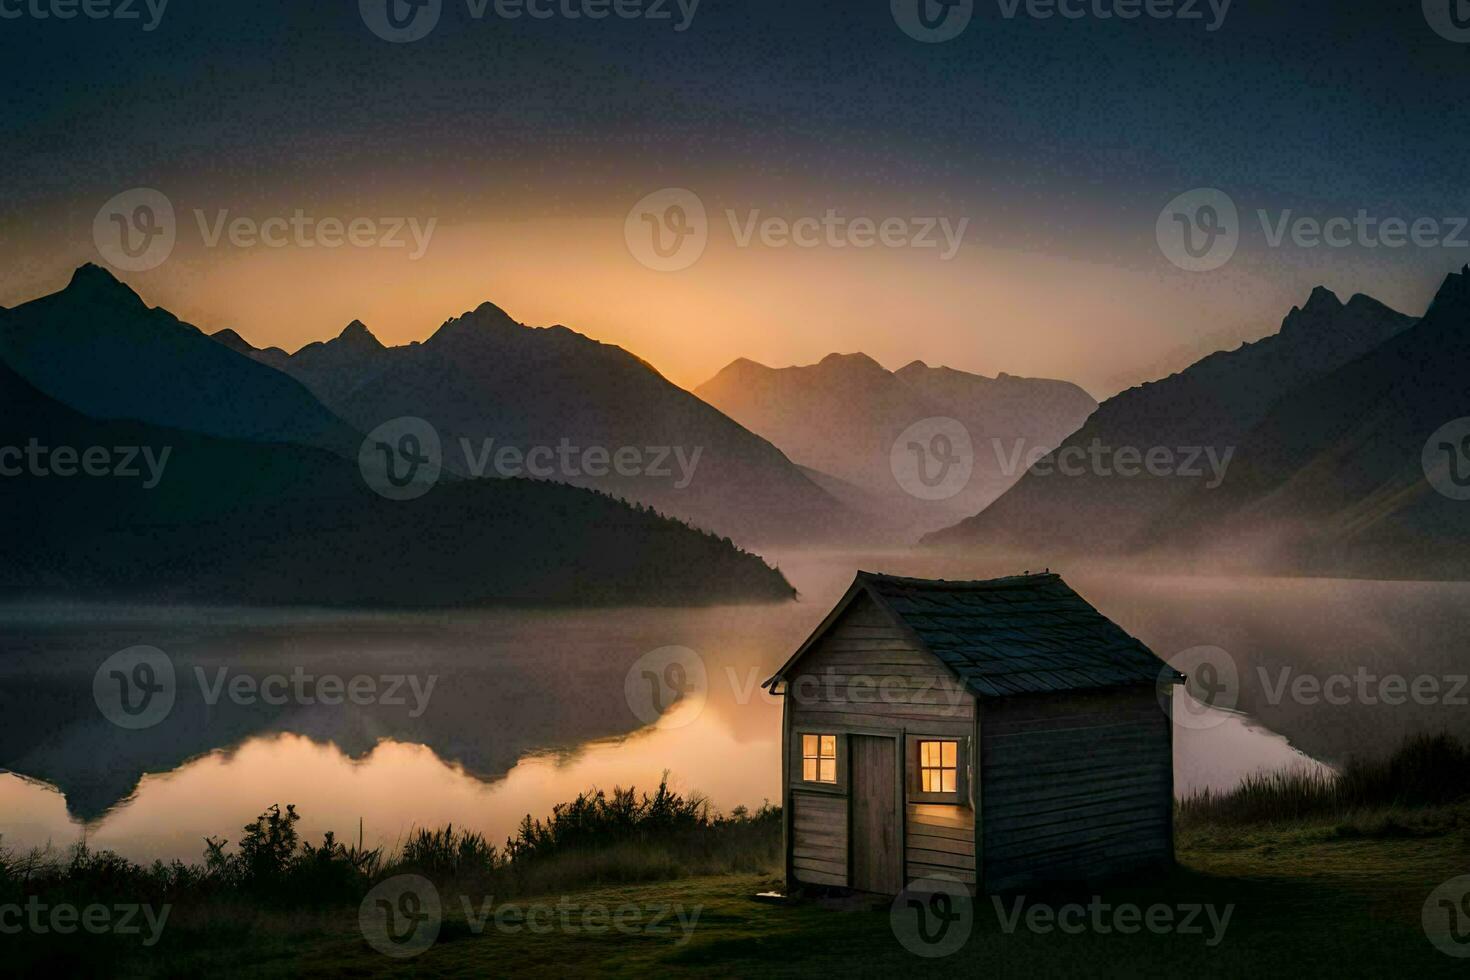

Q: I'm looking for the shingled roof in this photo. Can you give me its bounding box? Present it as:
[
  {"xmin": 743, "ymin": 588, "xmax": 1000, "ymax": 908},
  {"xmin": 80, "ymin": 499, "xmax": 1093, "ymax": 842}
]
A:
[{"xmin": 768, "ymin": 571, "xmax": 1184, "ymax": 698}]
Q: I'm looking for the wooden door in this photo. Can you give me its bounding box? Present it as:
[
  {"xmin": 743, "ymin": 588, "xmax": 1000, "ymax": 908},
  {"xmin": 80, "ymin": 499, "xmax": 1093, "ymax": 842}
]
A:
[{"xmin": 850, "ymin": 734, "xmax": 901, "ymax": 894}]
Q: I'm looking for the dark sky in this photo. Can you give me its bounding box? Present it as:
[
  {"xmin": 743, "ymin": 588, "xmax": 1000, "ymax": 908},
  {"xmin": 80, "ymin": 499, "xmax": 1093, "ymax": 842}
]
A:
[{"xmin": 4, "ymin": 1, "xmax": 1468, "ymax": 393}]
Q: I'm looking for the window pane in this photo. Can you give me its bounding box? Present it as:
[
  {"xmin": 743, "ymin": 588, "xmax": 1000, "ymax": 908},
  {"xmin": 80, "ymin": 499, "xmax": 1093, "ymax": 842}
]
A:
[
  {"xmin": 942, "ymin": 742, "xmax": 957, "ymax": 767},
  {"xmin": 803, "ymin": 759, "xmax": 817, "ymax": 781},
  {"xmin": 921, "ymin": 742, "xmax": 934, "ymax": 766},
  {"xmin": 820, "ymin": 735, "xmax": 836, "ymax": 759},
  {"xmin": 803, "ymin": 734, "xmax": 817, "ymax": 758},
  {"xmin": 942, "ymin": 770, "xmax": 956, "ymax": 793},
  {"xmin": 819, "ymin": 759, "xmax": 836, "ymax": 783}
]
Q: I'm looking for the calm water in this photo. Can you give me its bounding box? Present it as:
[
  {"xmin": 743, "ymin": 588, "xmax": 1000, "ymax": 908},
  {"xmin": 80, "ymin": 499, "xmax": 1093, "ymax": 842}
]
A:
[{"xmin": 5, "ymin": 551, "xmax": 1463, "ymax": 864}]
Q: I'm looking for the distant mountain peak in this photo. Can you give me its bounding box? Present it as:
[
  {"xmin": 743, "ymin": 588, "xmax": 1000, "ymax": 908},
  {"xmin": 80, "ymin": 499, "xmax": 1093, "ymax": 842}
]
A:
[
  {"xmin": 818, "ymin": 351, "xmax": 887, "ymax": 373},
  {"xmin": 1280, "ymin": 285, "xmax": 1346, "ymax": 335},
  {"xmin": 1424, "ymin": 264, "xmax": 1470, "ymax": 323},
  {"xmin": 428, "ymin": 301, "xmax": 520, "ymax": 345},
  {"xmin": 212, "ymin": 327, "xmax": 254, "ymax": 353},
  {"xmin": 336, "ymin": 319, "xmax": 383, "ymax": 349},
  {"xmin": 65, "ymin": 263, "xmax": 145, "ymax": 309}
]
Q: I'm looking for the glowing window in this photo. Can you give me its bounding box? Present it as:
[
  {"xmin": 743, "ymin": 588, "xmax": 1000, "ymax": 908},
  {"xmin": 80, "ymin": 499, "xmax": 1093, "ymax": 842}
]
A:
[
  {"xmin": 919, "ymin": 740, "xmax": 958, "ymax": 794},
  {"xmin": 802, "ymin": 734, "xmax": 837, "ymax": 783}
]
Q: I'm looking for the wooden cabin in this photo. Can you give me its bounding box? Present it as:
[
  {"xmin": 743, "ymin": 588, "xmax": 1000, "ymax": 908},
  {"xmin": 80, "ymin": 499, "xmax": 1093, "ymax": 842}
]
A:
[{"xmin": 764, "ymin": 571, "xmax": 1184, "ymax": 895}]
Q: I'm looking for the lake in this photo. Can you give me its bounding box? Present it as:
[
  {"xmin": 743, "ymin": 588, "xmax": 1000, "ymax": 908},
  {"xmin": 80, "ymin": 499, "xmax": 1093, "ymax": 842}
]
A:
[{"xmin": 5, "ymin": 551, "xmax": 1464, "ymax": 864}]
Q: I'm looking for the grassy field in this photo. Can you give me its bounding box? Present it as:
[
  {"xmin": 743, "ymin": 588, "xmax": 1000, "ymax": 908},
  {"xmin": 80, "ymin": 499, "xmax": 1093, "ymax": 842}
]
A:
[{"xmin": 21, "ymin": 803, "xmax": 1468, "ymax": 978}]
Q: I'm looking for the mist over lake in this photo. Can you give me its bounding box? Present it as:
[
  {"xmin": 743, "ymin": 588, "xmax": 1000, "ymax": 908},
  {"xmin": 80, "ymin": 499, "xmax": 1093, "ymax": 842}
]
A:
[{"xmin": 8, "ymin": 551, "xmax": 1453, "ymax": 865}]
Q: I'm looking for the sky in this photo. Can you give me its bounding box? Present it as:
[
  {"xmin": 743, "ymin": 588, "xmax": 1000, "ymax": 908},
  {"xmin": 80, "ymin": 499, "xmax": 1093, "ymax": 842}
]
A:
[{"xmin": 3, "ymin": 0, "xmax": 1469, "ymax": 397}]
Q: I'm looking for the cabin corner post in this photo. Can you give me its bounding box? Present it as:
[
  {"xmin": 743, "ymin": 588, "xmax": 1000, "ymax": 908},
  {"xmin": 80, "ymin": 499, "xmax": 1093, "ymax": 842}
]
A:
[
  {"xmin": 973, "ymin": 700, "xmax": 983, "ymax": 895},
  {"xmin": 781, "ymin": 687, "xmax": 794, "ymax": 894}
]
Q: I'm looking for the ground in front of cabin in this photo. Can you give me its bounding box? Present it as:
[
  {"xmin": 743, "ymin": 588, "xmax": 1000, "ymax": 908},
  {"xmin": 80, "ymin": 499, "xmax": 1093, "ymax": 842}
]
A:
[{"xmin": 35, "ymin": 810, "xmax": 1470, "ymax": 977}]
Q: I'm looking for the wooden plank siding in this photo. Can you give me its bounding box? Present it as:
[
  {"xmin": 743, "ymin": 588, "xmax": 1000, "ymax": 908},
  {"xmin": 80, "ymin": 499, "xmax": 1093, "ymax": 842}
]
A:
[
  {"xmin": 979, "ymin": 684, "xmax": 1172, "ymax": 892},
  {"xmin": 907, "ymin": 803, "xmax": 976, "ymax": 885},
  {"xmin": 791, "ymin": 791, "xmax": 848, "ymax": 886},
  {"xmin": 786, "ymin": 594, "xmax": 974, "ymax": 738},
  {"xmin": 783, "ymin": 593, "xmax": 978, "ymax": 893}
]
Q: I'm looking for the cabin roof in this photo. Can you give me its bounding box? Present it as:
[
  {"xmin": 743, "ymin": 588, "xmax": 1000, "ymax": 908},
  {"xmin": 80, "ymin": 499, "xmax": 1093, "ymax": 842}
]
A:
[{"xmin": 766, "ymin": 571, "xmax": 1184, "ymax": 698}]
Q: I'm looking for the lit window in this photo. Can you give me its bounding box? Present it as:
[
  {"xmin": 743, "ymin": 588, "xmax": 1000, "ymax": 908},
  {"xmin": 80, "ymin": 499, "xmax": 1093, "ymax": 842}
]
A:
[
  {"xmin": 802, "ymin": 734, "xmax": 837, "ymax": 783},
  {"xmin": 919, "ymin": 740, "xmax": 958, "ymax": 794}
]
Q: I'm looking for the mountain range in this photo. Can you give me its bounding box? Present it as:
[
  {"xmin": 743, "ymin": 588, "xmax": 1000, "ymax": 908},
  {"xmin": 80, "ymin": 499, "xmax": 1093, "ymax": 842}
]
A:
[
  {"xmin": 0, "ymin": 268, "xmax": 794, "ymax": 607},
  {"xmin": 924, "ymin": 284, "xmax": 1419, "ymax": 563},
  {"xmin": 695, "ymin": 352, "xmax": 1097, "ymax": 534},
  {"xmin": 1141, "ymin": 268, "xmax": 1470, "ymax": 578},
  {"xmin": 215, "ymin": 304, "xmax": 859, "ymax": 547}
]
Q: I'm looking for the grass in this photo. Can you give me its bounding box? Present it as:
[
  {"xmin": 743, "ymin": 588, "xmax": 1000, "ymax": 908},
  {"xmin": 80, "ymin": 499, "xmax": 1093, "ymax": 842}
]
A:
[
  {"xmin": 1176, "ymin": 732, "xmax": 1470, "ymax": 827},
  {"xmin": 6, "ymin": 742, "xmax": 1470, "ymax": 976}
]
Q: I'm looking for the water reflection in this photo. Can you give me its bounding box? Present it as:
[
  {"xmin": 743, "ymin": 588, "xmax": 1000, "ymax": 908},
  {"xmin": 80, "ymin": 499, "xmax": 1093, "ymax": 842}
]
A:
[{"xmin": 3, "ymin": 552, "xmax": 1455, "ymax": 863}]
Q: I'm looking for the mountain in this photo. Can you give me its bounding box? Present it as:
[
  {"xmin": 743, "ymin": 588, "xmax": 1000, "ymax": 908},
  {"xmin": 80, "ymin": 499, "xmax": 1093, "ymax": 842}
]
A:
[
  {"xmin": 217, "ymin": 319, "xmax": 388, "ymax": 406},
  {"xmin": 1142, "ymin": 268, "xmax": 1470, "ymax": 579},
  {"xmin": 0, "ymin": 353, "xmax": 794, "ymax": 606},
  {"xmin": 694, "ymin": 353, "xmax": 1097, "ymax": 534},
  {"xmin": 0, "ymin": 265, "xmax": 359, "ymax": 456},
  {"xmin": 215, "ymin": 303, "xmax": 857, "ymax": 546},
  {"xmin": 923, "ymin": 286, "xmax": 1417, "ymax": 559}
]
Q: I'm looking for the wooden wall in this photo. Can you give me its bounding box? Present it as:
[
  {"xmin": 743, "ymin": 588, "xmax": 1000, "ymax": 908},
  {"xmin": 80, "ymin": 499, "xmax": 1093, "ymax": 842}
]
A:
[
  {"xmin": 790, "ymin": 791, "xmax": 847, "ymax": 886},
  {"xmin": 784, "ymin": 593, "xmax": 977, "ymax": 891},
  {"xmin": 979, "ymin": 684, "xmax": 1172, "ymax": 892}
]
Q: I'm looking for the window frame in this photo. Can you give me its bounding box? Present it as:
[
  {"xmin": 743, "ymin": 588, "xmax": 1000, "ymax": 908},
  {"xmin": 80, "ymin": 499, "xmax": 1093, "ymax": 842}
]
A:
[
  {"xmin": 904, "ymin": 733, "xmax": 970, "ymax": 805},
  {"xmin": 789, "ymin": 729, "xmax": 847, "ymax": 795}
]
